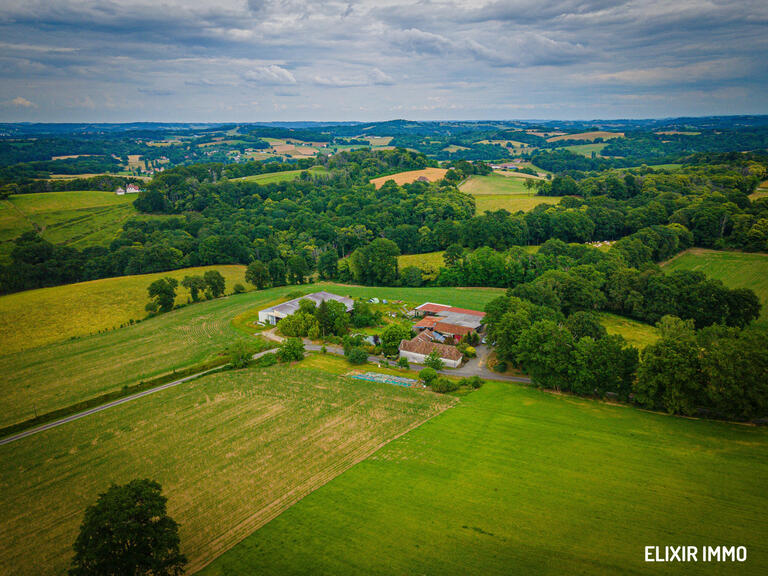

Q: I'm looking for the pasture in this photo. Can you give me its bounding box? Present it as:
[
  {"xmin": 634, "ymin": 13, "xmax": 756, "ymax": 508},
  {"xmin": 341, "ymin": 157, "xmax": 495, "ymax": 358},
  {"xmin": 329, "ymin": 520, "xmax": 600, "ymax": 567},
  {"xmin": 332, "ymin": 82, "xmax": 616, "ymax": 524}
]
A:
[
  {"xmin": 200, "ymin": 380, "xmax": 768, "ymax": 575},
  {"xmin": 0, "ymin": 190, "xmax": 137, "ymax": 260},
  {"xmin": 599, "ymin": 313, "xmax": 659, "ymax": 349},
  {"xmin": 546, "ymin": 131, "xmax": 624, "ymax": 143},
  {"xmin": 662, "ymin": 249, "xmax": 768, "ymax": 324},
  {"xmin": 750, "ymin": 180, "xmax": 768, "ymax": 200},
  {"xmin": 461, "ymin": 174, "xmax": 562, "ymax": 213},
  {"xmin": 370, "ymin": 167, "xmax": 448, "ymax": 189},
  {"xmin": 0, "ymin": 364, "xmax": 453, "ymax": 576},
  {"xmin": 560, "ymin": 142, "xmax": 607, "ymax": 156},
  {"xmin": 234, "ymin": 166, "xmax": 327, "ymax": 184},
  {"xmin": 0, "ymin": 265, "xmax": 250, "ymax": 356},
  {"xmin": 398, "ymin": 251, "xmax": 445, "ymax": 279},
  {"xmin": 0, "ymin": 282, "xmax": 503, "ymax": 429}
]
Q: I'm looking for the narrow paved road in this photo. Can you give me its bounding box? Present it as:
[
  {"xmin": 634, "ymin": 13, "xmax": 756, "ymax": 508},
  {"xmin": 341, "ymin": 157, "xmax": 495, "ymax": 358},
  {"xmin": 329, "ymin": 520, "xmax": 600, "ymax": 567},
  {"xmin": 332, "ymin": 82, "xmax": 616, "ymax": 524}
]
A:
[
  {"xmin": 1, "ymin": 336, "xmax": 528, "ymax": 447},
  {"xmin": 0, "ymin": 365, "xmax": 226, "ymax": 447}
]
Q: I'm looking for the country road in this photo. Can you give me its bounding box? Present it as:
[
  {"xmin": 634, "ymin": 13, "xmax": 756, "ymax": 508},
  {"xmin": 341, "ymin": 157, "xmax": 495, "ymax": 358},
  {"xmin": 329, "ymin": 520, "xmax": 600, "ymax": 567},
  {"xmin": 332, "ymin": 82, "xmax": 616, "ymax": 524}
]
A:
[{"xmin": 1, "ymin": 337, "xmax": 528, "ymax": 446}]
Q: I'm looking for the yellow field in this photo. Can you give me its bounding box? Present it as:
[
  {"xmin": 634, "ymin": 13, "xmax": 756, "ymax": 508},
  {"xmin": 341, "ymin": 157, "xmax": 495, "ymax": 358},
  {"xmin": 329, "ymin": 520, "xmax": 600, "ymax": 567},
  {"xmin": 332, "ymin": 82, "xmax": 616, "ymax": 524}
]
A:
[
  {"xmin": 0, "ymin": 363, "xmax": 453, "ymax": 575},
  {"xmin": 0, "ymin": 265, "xmax": 248, "ymax": 355},
  {"xmin": 398, "ymin": 251, "xmax": 445, "ymax": 279},
  {"xmin": 370, "ymin": 168, "xmax": 448, "ymax": 189},
  {"xmin": 546, "ymin": 131, "xmax": 624, "ymax": 143}
]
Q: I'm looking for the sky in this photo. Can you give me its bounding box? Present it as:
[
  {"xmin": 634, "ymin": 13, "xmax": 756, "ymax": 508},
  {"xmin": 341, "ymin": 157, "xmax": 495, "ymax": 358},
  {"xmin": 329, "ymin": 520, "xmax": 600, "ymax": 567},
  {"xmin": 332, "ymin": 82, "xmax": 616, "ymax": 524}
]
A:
[{"xmin": 0, "ymin": 0, "xmax": 766, "ymax": 122}]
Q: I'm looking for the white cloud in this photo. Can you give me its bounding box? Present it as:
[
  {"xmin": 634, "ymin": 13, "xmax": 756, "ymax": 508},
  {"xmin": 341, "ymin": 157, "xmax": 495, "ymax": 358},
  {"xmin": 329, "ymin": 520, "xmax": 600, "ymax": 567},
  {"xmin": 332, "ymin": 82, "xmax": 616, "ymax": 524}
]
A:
[
  {"xmin": 11, "ymin": 96, "xmax": 36, "ymax": 108},
  {"xmin": 244, "ymin": 64, "xmax": 297, "ymax": 84}
]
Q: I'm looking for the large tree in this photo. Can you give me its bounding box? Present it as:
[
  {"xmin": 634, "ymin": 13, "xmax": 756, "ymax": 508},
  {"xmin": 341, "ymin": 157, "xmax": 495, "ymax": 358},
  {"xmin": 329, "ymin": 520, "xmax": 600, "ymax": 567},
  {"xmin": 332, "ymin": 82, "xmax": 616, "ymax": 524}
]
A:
[
  {"xmin": 69, "ymin": 479, "xmax": 186, "ymax": 576},
  {"xmin": 203, "ymin": 270, "xmax": 226, "ymax": 298},
  {"xmin": 147, "ymin": 277, "xmax": 178, "ymax": 313},
  {"xmin": 245, "ymin": 260, "xmax": 270, "ymax": 290}
]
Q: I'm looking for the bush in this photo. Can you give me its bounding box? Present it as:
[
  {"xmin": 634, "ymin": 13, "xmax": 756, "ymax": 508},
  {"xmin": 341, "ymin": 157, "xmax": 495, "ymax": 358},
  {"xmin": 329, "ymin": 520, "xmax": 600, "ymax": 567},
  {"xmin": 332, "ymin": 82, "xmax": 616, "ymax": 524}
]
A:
[
  {"xmin": 278, "ymin": 337, "xmax": 305, "ymax": 362},
  {"xmin": 397, "ymin": 356, "xmax": 410, "ymax": 369},
  {"xmin": 233, "ymin": 283, "xmax": 246, "ymax": 294},
  {"xmin": 431, "ymin": 377, "xmax": 459, "ymax": 393},
  {"xmin": 459, "ymin": 376, "xmax": 484, "ymax": 389},
  {"xmin": 255, "ymin": 352, "xmax": 277, "ymax": 367},
  {"xmin": 346, "ymin": 346, "xmax": 369, "ymax": 365},
  {"xmin": 493, "ymin": 361, "xmax": 507, "ymax": 373},
  {"xmin": 228, "ymin": 340, "xmax": 252, "ymax": 369},
  {"xmin": 419, "ymin": 367, "xmax": 438, "ymax": 385},
  {"xmin": 463, "ymin": 346, "xmax": 477, "ymax": 358},
  {"xmin": 424, "ymin": 349, "xmax": 444, "ymax": 370}
]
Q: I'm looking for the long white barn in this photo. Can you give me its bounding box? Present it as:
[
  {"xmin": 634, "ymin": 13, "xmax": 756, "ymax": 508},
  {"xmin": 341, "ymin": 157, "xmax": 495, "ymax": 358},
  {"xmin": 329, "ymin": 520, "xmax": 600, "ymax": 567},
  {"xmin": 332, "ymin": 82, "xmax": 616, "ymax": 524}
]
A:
[{"xmin": 258, "ymin": 291, "xmax": 354, "ymax": 325}]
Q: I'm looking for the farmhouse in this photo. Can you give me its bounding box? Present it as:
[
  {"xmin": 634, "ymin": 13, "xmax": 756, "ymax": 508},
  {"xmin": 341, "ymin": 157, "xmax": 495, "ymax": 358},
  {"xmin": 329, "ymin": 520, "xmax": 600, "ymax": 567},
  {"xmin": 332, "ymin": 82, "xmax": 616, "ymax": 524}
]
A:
[
  {"xmin": 258, "ymin": 291, "xmax": 354, "ymax": 325},
  {"xmin": 398, "ymin": 332, "xmax": 463, "ymax": 368},
  {"xmin": 126, "ymin": 183, "xmax": 141, "ymax": 194},
  {"xmin": 412, "ymin": 302, "xmax": 485, "ymax": 343},
  {"xmin": 115, "ymin": 187, "xmax": 125, "ymax": 195}
]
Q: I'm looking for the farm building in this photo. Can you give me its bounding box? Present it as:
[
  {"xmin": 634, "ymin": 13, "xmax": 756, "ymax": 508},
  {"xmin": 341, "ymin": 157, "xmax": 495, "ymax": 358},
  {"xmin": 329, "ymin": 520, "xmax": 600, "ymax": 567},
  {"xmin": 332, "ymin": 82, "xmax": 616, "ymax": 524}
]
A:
[
  {"xmin": 412, "ymin": 302, "xmax": 485, "ymax": 343},
  {"xmin": 398, "ymin": 332, "xmax": 463, "ymax": 368},
  {"xmin": 115, "ymin": 187, "xmax": 125, "ymax": 195},
  {"xmin": 126, "ymin": 183, "xmax": 141, "ymax": 194},
  {"xmin": 257, "ymin": 291, "xmax": 354, "ymax": 325}
]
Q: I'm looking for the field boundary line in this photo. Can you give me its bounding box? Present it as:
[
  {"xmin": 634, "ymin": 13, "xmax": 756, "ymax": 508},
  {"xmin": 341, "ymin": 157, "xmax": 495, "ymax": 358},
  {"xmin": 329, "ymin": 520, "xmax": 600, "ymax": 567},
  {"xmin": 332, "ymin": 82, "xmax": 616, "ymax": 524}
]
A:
[{"xmin": 189, "ymin": 395, "xmax": 458, "ymax": 574}]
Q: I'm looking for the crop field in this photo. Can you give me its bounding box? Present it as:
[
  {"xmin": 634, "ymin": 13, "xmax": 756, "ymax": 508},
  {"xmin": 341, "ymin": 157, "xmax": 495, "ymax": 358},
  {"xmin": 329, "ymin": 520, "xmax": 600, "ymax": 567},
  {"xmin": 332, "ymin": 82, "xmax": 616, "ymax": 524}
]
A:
[
  {"xmin": 200, "ymin": 380, "xmax": 768, "ymax": 576},
  {"xmin": 0, "ymin": 282, "xmax": 502, "ymax": 429},
  {"xmin": 599, "ymin": 313, "xmax": 659, "ymax": 349},
  {"xmin": 663, "ymin": 249, "xmax": 768, "ymax": 324},
  {"xmin": 0, "ymin": 191, "xmax": 138, "ymax": 260},
  {"xmin": 546, "ymin": 131, "xmax": 624, "ymax": 142},
  {"xmin": 0, "ymin": 265, "xmax": 250, "ymax": 356},
  {"xmin": 370, "ymin": 167, "xmax": 448, "ymax": 189},
  {"xmin": 234, "ymin": 166, "xmax": 327, "ymax": 184},
  {"xmin": 0, "ymin": 364, "xmax": 454, "ymax": 576}
]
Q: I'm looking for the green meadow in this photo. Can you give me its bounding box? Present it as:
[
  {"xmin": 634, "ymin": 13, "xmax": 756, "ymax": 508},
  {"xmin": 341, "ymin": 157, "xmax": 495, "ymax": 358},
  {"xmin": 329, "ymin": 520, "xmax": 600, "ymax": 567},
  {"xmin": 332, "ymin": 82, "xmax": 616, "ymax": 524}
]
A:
[
  {"xmin": 0, "ymin": 364, "xmax": 453, "ymax": 575},
  {"xmin": 0, "ymin": 190, "xmax": 139, "ymax": 261},
  {"xmin": 600, "ymin": 312, "xmax": 660, "ymax": 349},
  {"xmin": 234, "ymin": 165, "xmax": 328, "ymax": 183},
  {"xmin": 0, "ymin": 281, "xmax": 503, "ymax": 429},
  {"xmin": 461, "ymin": 173, "xmax": 562, "ymax": 213},
  {"xmin": 663, "ymin": 249, "xmax": 768, "ymax": 324},
  {"xmin": 200, "ymin": 380, "xmax": 768, "ymax": 575}
]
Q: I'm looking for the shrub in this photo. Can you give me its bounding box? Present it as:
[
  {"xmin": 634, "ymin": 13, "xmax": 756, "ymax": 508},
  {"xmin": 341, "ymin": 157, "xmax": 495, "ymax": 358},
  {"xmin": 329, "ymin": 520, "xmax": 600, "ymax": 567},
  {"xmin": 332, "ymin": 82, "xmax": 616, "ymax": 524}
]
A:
[
  {"xmin": 278, "ymin": 338, "xmax": 305, "ymax": 362},
  {"xmin": 431, "ymin": 377, "xmax": 459, "ymax": 393},
  {"xmin": 228, "ymin": 340, "xmax": 252, "ymax": 369},
  {"xmin": 233, "ymin": 283, "xmax": 246, "ymax": 294},
  {"xmin": 419, "ymin": 367, "xmax": 438, "ymax": 385},
  {"xmin": 463, "ymin": 346, "xmax": 477, "ymax": 358},
  {"xmin": 424, "ymin": 349, "xmax": 445, "ymax": 370},
  {"xmin": 255, "ymin": 352, "xmax": 277, "ymax": 367},
  {"xmin": 459, "ymin": 376, "xmax": 484, "ymax": 389},
  {"xmin": 397, "ymin": 356, "xmax": 410, "ymax": 369},
  {"xmin": 493, "ymin": 361, "xmax": 507, "ymax": 373},
  {"xmin": 346, "ymin": 346, "xmax": 369, "ymax": 365}
]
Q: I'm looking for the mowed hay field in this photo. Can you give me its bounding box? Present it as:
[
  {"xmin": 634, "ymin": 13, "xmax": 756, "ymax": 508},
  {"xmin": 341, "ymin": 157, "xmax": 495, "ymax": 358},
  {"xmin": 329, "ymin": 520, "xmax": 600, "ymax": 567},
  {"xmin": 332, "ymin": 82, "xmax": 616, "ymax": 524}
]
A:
[
  {"xmin": 662, "ymin": 249, "xmax": 768, "ymax": 324},
  {"xmin": 600, "ymin": 312, "xmax": 659, "ymax": 349},
  {"xmin": 370, "ymin": 167, "xmax": 448, "ymax": 189},
  {"xmin": 0, "ymin": 191, "xmax": 137, "ymax": 260},
  {"xmin": 0, "ymin": 282, "xmax": 503, "ymax": 429},
  {"xmin": 0, "ymin": 265, "xmax": 249, "ymax": 356},
  {"xmin": 0, "ymin": 364, "xmax": 454, "ymax": 576},
  {"xmin": 200, "ymin": 380, "xmax": 768, "ymax": 576},
  {"xmin": 461, "ymin": 173, "xmax": 562, "ymax": 213}
]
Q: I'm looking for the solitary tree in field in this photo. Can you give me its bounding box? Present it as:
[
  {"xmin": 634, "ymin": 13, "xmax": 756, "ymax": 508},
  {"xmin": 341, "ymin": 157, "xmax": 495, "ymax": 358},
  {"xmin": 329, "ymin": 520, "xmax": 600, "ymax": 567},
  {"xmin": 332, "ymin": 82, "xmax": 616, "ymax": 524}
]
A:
[
  {"xmin": 245, "ymin": 260, "xmax": 270, "ymax": 290},
  {"xmin": 181, "ymin": 275, "xmax": 206, "ymax": 302},
  {"xmin": 69, "ymin": 479, "xmax": 187, "ymax": 576},
  {"xmin": 203, "ymin": 270, "xmax": 226, "ymax": 298},
  {"xmin": 147, "ymin": 277, "xmax": 178, "ymax": 313}
]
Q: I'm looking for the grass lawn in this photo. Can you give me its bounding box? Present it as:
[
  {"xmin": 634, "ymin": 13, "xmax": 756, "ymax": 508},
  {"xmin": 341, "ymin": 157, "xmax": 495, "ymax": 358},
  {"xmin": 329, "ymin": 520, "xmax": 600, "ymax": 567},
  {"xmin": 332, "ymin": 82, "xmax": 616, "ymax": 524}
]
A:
[
  {"xmin": 0, "ymin": 265, "xmax": 251, "ymax": 356},
  {"xmin": 599, "ymin": 313, "xmax": 659, "ymax": 349},
  {"xmin": 662, "ymin": 249, "xmax": 768, "ymax": 324},
  {"xmin": 0, "ymin": 364, "xmax": 453, "ymax": 576},
  {"xmin": 0, "ymin": 282, "xmax": 502, "ymax": 428},
  {"xmin": 0, "ymin": 191, "xmax": 139, "ymax": 261},
  {"xmin": 200, "ymin": 380, "xmax": 768, "ymax": 575},
  {"xmin": 234, "ymin": 166, "xmax": 327, "ymax": 184}
]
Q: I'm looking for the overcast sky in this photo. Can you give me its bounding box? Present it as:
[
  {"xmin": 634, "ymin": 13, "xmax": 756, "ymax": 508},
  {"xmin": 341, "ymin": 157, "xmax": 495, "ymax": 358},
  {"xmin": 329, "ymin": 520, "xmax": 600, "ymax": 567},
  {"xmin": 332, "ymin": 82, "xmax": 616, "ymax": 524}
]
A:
[{"xmin": 0, "ymin": 0, "xmax": 766, "ymax": 122}]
